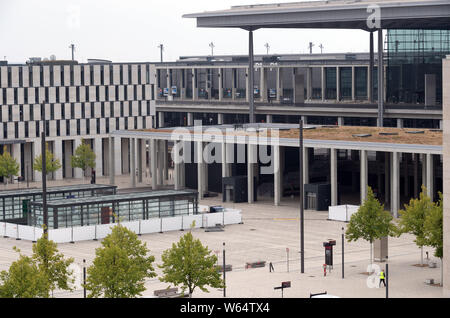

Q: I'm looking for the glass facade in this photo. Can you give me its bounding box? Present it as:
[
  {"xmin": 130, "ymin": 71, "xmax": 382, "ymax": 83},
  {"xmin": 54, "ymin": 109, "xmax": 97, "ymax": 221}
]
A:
[
  {"xmin": 0, "ymin": 184, "xmax": 117, "ymax": 222},
  {"xmin": 325, "ymin": 67, "xmax": 337, "ymax": 100},
  {"xmin": 29, "ymin": 190, "xmax": 198, "ymax": 229},
  {"xmin": 386, "ymin": 29, "xmax": 450, "ymax": 105},
  {"xmin": 339, "ymin": 67, "xmax": 352, "ymax": 100}
]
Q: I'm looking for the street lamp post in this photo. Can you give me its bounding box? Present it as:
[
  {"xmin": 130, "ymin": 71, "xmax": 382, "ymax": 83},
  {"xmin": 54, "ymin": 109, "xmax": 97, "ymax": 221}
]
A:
[
  {"xmin": 223, "ymin": 242, "xmax": 226, "ymax": 298},
  {"xmin": 41, "ymin": 101, "xmax": 48, "ymax": 234},
  {"xmin": 299, "ymin": 120, "xmax": 304, "ymax": 273},
  {"xmin": 342, "ymin": 227, "xmax": 345, "ymax": 279}
]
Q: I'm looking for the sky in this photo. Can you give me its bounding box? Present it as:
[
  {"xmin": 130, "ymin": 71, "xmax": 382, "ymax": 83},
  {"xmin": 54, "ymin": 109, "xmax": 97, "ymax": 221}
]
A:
[{"xmin": 0, "ymin": 0, "xmax": 371, "ymax": 64}]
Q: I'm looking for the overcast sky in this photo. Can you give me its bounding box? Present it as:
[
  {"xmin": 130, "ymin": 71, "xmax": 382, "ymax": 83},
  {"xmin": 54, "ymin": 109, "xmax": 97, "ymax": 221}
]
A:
[{"xmin": 0, "ymin": 0, "xmax": 371, "ymax": 64}]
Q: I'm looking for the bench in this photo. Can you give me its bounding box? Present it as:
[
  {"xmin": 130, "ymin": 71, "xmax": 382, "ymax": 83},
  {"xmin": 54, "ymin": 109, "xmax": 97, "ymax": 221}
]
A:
[
  {"xmin": 215, "ymin": 264, "xmax": 233, "ymax": 272},
  {"xmin": 154, "ymin": 288, "xmax": 179, "ymax": 298},
  {"xmin": 245, "ymin": 261, "xmax": 266, "ymax": 269}
]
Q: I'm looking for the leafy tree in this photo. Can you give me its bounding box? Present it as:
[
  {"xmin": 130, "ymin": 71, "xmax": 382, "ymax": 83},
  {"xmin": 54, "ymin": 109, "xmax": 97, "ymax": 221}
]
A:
[
  {"xmin": 33, "ymin": 144, "xmax": 62, "ymax": 175},
  {"xmin": 0, "ymin": 248, "xmax": 48, "ymax": 298},
  {"xmin": 397, "ymin": 185, "xmax": 433, "ymax": 265},
  {"xmin": 71, "ymin": 139, "xmax": 96, "ymax": 179},
  {"xmin": 159, "ymin": 228, "xmax": 224, "ymax": 298},
  {"xmin": 32, "ymin": 234, "xmax": 75, "ymax": 297},
  {"xmin": 84, "ymin": 224, "xmax": 156, "ymax": 298},
  {"xmin": 0, "ymin": 147, "xmax": 20, "ymax": 186},
  {"xmin": 423, "ymin": 192, "xmax": 443, "ymax": 285},
  {"xmin": 346, "ymin": 187, "xmax": 397, "ymax": 265}
]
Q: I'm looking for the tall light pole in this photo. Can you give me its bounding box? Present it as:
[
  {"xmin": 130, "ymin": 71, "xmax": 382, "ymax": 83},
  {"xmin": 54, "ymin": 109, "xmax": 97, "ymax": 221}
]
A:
[
  {"xmin": 299, "ymin": 120, "xmax": 304, "ymax": 273},
  {"xmin": 264, "ymin": 43, "xmax": 270, "ymax": 55},
  {"xmin": 158, "ymin": 44, "xmax": 164, "ymax": 63},
  {"xmin": 41, "ymin": 101, "xmax": 48, "ymax": 234},
  {"xmin": 209, "ymin": 42, "xmax": 215, "ymax": 57},
  {"xmin": 319, "ymin": 44, "xmax": 324, "ymax": 54},
  {"xmin": 342, "ymin": 227, "xmax": 345, "ymax": 279},
  {"xmin": 308, "ymin": 42, "xmax": 315, "ymax": 54},
  {"xmin": 69, "ymin": 44, "xmax": 75, "ymax": 61}
]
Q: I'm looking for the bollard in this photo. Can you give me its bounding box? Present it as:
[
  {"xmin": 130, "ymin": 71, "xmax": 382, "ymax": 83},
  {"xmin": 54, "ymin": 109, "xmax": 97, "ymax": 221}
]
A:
[
  {"xmin": 16, "ymin": 225, "xmax": 21, "ymax": 241},
  {"xmin": 159, "ymin": 218, "xmax": 163, "ymax": 233},
  {"xmin": 93, "ymin": 225, "xmax": 98, "ymax": 241},
  {"xmin": 138, "ymin": 220, "xmax": 142, "ymax": 236},
  {"xmin": 70, "ymin": 226, "xmax": 75, "ymax": 244},
  {"xmin": 180, "ymin": 215, "xmax": 184, "ymax": 232},
  {"xmin": 323, "ymin": 264, "xmax": 327, "ymax": 277}
]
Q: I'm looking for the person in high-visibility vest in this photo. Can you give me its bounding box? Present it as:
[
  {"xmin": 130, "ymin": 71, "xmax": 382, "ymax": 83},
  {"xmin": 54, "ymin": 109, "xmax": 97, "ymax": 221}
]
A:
[{"xmin": 379, "ymin": 269, "xmax": 386, "ymax": 287}]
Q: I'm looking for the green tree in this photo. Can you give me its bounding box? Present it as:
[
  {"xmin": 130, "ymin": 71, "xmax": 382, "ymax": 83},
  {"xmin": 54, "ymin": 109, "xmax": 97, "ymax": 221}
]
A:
[
  {"xmin": 0, "ymin": 248, "xmax": 48, "ymax": 298},
  {"xmin": 71, "ymin": 139, "xmax": 96, "ymax": 179},
  {"xmin": 32, "ymin": 234, "xmax": 75, "ymax": 297},
  {"xmin": 159, "ymin": 229, "xmax": 224, "ymax": 298},
  {"xmin": 397, "ymin": 185, "xmax": 433, "ymax": 266},
  {"xmin": 346, "ymin": 187, "xmax": 397, "ymax": 265},
  {"xmin": 33, "ymin": 144, "xmax": 62, "ymax": 175},
  {"xmin": 84, "ymin": 224, "xmax": 156, "ymax": 298},
  {"xmin": 423, "ymin": 192, "xmax": 443, "ymax": 285},
  {"xmin": 0, "ymin": 147, "xmax": 20, "ymax": 186}
]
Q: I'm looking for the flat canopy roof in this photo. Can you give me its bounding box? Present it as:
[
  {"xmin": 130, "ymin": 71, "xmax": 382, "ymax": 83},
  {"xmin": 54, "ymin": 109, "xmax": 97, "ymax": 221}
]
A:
[
  {"xmin": 0, "ymin": 184, "xmax": 117, "ymax": 199},
  {"xmin": 112, "ymin": 124, "xmax": 443, "ymax": 154},
  {"xmin": 184, "ymin": 0, "xmax": 450, "ymax": 30},
  {"xmin": 31, "ymin": 190, "xmax": 198, "ymax": 208}
]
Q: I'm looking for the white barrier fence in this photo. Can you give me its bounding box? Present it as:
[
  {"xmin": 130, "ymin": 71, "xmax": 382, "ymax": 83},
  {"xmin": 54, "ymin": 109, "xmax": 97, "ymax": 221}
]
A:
[
  {"xmin": 328, "ymin": 205, "xmax": 359, "ymax": 222},
  {"xmin": 0, "ymin": 209, "xmax": 242, "ymax": 244}
]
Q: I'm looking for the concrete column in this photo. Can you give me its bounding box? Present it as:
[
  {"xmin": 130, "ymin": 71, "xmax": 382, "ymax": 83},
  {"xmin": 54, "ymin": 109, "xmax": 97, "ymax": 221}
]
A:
[
  {"xmin": 360, "ymin": 150, "xmax": 368, "ymax": 204},
  {"xmin": 321, "ymin": 67, "xmax": 326, "ymax": 101},
  {"xmin": 11, "ymin": 144, "xmax": 21, "ymax": 183},
  {"xmin": 197, "ymin": 141, "xmax": 204, "ymax": 199},
  {"xmin": 163, "ymin": 141, "xmax": 168, "ymax": 181},
  {"xmin": 54, "ymin": 139, "xmax": 63, "ymax": 180},
  {"xmin": 246, "ymin": 67, "xmax": 251, "ymax": 103},
  {"xmin": 369, "ymin": 32, "xmax": 374, "ymax": 103},
  {"xmin": 260, "ymin": 67, "xmax": 267, "ymax": 102},
  {"xmin": 218, "ymin": 113, "xmax": 224, "ymax": 125},
  {"xmin": 426, "ymin": 153, "xmax": 434, "ymax": 201},
  {"xmin": 150, "ymin": 139, "xmax": 158, "ymax": 190},
  {"xmin": 218, "ymin": 68, "xmax": 223, "ymax": 102},
  {"xmin": 377, "ymin": 29, "xmax": 385, "ymax": 127},
  {"xmin": 231, "ymin": 68, "xmax": 237, "ymax": 100},
  {"xmin": 181, "ymin": 69, "xmax": 187, "ymax": 100},
  {"xmin": 274, "ymin": 145, "xmax": 281, "ymax": 206},
  {"xmin": 303, "ymin": 147, "xmax": 309, "ymax": 185},
  {"xmin": 94, "ymin": 137, "xmax": 102, "ymax": 177},
  {"xmin": 34, "ymin": 141, "xmax": 42, "ymax": 182},
  {"xmin": 187, "ymin": 113, "xmax": 194, "ymax": 126},
  {"xmin": 158, "ymin": 112, "xmax": 165, "ymax": 128},
  {"xmin": 293, "ymin": 72, "xmax": 305, "ymax": 104},
  {"xmin": 247, "ymin": 144, "xmax": 256, "ymax": 204},
  {"xmin": 306, "ymin": 67, "xmax": 313, "ymax": 100},
  {"xmin": 413, "ymin": 153, "xmax": 419, "ymax": 198},
  {"xmin": 266, "ymin": 115, "xmax": 273, "ymax": 124},
  {"xmin": 368, "ymin": 65, "xmax": 372, "ymax": 102},
  {"xmin": 397, "ymin": 119, "xmax": 404, "ymax": 129},
  {"xmin": 337, "ymin": 117, "xmax": 344, "ymax": 126},
  {"xmin": 139, "ymin": 139, "xmax": 145, "ymax": 183},
  {"xmin": 109, "ymin": 137, "xmax": 115, "ymax": 184},
  {"xmin": 422, "ymin": 154, "xmax": 427, "ymax": 190},
  {"xmin": 130, "ymin": 138, "xmax": 136, "ymax": 188},
  {"xmin": 351, "ymin": 66, "xmax": 356, "ymax": 101},
  {"xmin": 330, "ymin": 148, "xmax": 338, "ymax": 206},
  {"xmin": 192, "ymin": 69, "xmax": 198, "ymax": 100},
  {"xmin": 157, "ymin": 140, "xmax": 164, "ymax": 186},
  {"xmin": 74, "ymin": 139, "xmax": 83, "ymax": 179},
  {"xmin": 173, "ymin": 142, "xmax": 181, "ymax": 190},
  {"xmin": 301, "ymin": 116, "xmax": 308, "ymax": 125},
  {"xmin": 276, "ymin": 68, "xmax": 283, "ymax": 101},
  {"xmin": 404, "ymin": 153, "xmax": 409, "ymax": 198},
  {"xmin": 391, "ymin": 152, "xmax": 400, "ymax": 218}
]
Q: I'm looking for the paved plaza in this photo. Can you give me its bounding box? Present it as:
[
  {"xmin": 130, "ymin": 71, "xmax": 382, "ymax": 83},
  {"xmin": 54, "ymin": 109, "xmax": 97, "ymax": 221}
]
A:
[{"xmin": 0, "ymin": 176, "xmax": 445, "ymax": 298}]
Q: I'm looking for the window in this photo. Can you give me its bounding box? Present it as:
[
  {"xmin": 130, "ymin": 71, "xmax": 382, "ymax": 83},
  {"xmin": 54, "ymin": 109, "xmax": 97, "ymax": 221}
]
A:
[
  {"xmin": 138, "ymin": 65, "xmax": 141, "ymax": 84},
  {"xmin": 66, "ymin": 87, "xmax": 70, "ymax": 102},
  {"xmin": 96, "ymin": 86, "xmax": 99, "ymax": 101},
  {"xmin": 85, "ymin": 86, "xmax": 89, "ymax": 101},
  {"xmin": 76, "ymin": 86, "xmax": 80, "ymax": 102},
  {"xmin": 124, "ymin": 86, "xmax": 128, "ymax": 100},
  {"xmin": 90, "ymin": 66, "xmax": 94, "ymax": 85},
  {"xmin": 120, "ymin": 65, "xmax": 123, "ymax": 85},
  {"xmin": 50, "ymin": 104, "xmax": 54, "ymax": 120},
  {"xmin": 35, "ymin": 121, "xmax": 40, "ymax": 137},
  {"xmin": 110, "ymin": 102, "xmax": 114, "ymax": 117},
  {"xmin": 56, "ymin": 121, "xmax": 60, "ymax": 136},
  {"xmin": 81, "ymin": 103, "xmax": 85, "ymax": 119},
  {"xmin": 124, "ymin": 118, "xmax": 128, "ymax": 130},
  {"xmin": 116, "ymin": 118, "xmax": 119, "ymax": 130},
  {"xmin": 101, "ymin": 66, "xmax": 104, "ymax": 85},
  {"xmin": 60, "ymin": 67, "xmax": 64, "ymax": 86},
  {"xmin": 24, "ymin": 88, "xmax": 28, "ymax": 104},
  {"xmin": 134, "ymin": 117, "xmax": 137, "ymax": 129},
  {"xmin": 86, "ymin": 119, "xmax": 90, "ymax": 135},
  {"xmin": 8, "ymin": 67, "xmax": 12, "ymax": 87},
  {"xmin": 56, "ymin": 87, "xmax": 60, "ymax": 103},
  {"xmin": 25, "ymin": 122, "xmax": 29, "ymax": 138},
  {"xmin": 61, "ymin": 104, "xmax": 65, "ymax": 119},
  {"xmin": 115, "ymin": 86, "xmax": 119, "ymax": 101},
  {"xmin": 91, "ymin": 103, "xmax": 95, "ymax": 118},
  {"xmin": 81, "ymin": 67, "xmax": 85, "ymax": 86},
  {"xmin": 96, "ymin": 118, "xmax": 100, "ymax": 134},
  {"xmin": 120, "ymin": 102, "xmax": 124, "ymax": 117},
  {"xmin": 45, "ymin": 121, "xmax": 49, "ymax": 137},
  {"xmin": 70, "ymin": 65, "xmax": 74, "ymax": 86},
  {"xmin": 45, "ymin": 87, "xmax": 49, "ymax": 103},
  {"xmin": 77, "ymin": 119, "xmax": 80, "ymax": 135},
  {"xmin": 30, "ymin": 105, "xmax": 34, "ymax": 121},
  {"xmin": 4, "ymin": 124, "xmax": 7, "ymax": 139},
  {"xmin": 128, "ymin": 67, "xmax": 132, "ymax": 85},
  {"xmin": 105, "ymin": 86, "xmax": 109, "ymax": 102},
  {"xmin": 14, "ymin": 88, "xmax": 18, "ymax": 104},
  {"xmin": 71, "ymin": 103, "xmax": 75, "ymax": 119},
  {"xmin": 8, "ymin": 105, "xmax": 12, "ymax": 121},
  {"xmin": 15, "ymin": 122, "xmax": 18, "ymax": 138},
  {"xmin": 66, "ymin": 120, "xmax": 70, "ymax": 135},
  {"xmin": 29, "ymin": 68, "xmax": 33, "ymax": 87},
  {"xmin": 19, "ymin": 105, "xmax": 23, "ymax": 121},
  {"xmin": 101, "ymin": 102, "xmax": 105, "ymax": 118},
  {"xmin": 35, "ymin": 88, "xmax": 40, "ymax": 104},
  {"xmin": 106, "ymin": 118, "xmax": 109, "ymax": 133},
  {"xmin": 19, "ymin": 67, "xmax": 23, "ymax": 87},
  {"xmin": 40, "ymin": 67, "xmax": 43, "ymax": 86}
]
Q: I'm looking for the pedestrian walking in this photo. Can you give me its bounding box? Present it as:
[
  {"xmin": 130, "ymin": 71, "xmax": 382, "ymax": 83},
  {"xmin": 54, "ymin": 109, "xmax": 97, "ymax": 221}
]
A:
[
  {"xmin": 269, "ymin": 262, "xmax": 275, "ymax": 273},
  {"xmin": 379, "ymin": 269, "xmax": 386, "ymax": 287}
]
